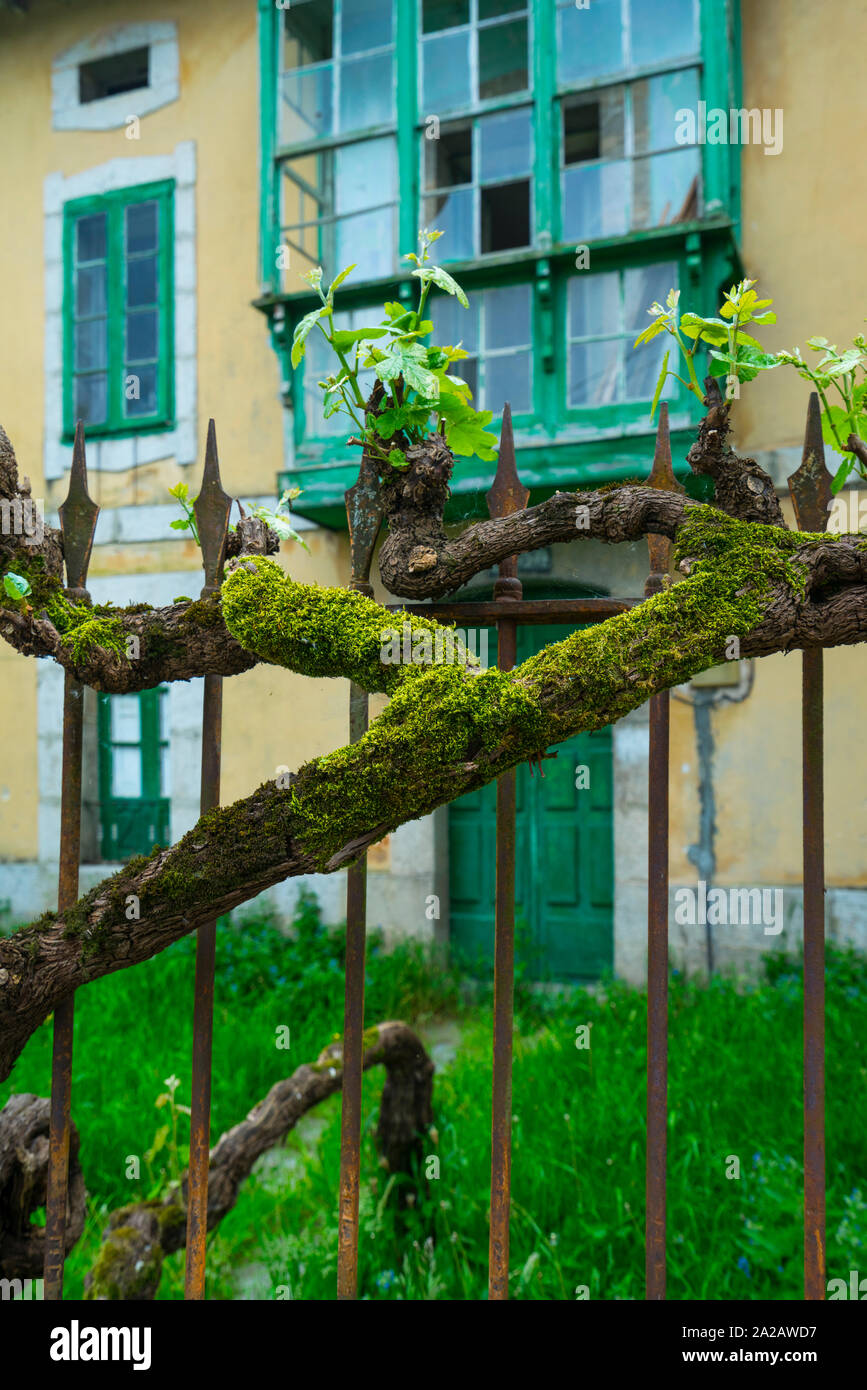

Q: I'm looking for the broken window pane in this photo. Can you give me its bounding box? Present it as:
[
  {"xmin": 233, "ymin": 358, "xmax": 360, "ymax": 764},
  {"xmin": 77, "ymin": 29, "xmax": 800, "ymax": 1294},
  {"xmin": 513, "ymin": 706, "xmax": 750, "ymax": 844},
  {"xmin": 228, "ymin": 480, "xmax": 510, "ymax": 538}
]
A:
[
  {"xmin": 423, "ymin": 30, "xmax": 472, "ymax": 111},
  {"xmin": 479, "ymin": 0, "xmax": 525, "ymax": 18},
  {"xmin": 557, "ymin": 0, "xmax": 623, "ymax": 84},
  {"xmin": 481, "ymin": 179, "xmax": 530, "ymax": 252},
  {"xmin": 479, "ymin": 16, "xmax": 528, "ymax": 98},
  {"xmin": 422, "ymin": 0, "xmax": 469, "ymax": 32},
  {"xmin": 479, "ymin": 107, "xmax": 532, "ymax": 182},
  {"xmin": 630, "ymin": 0, "xmax": 698, "ymax": 67},
  {"xmin": 284, "ymin": 0, "xmax": 333, "ymax": 65},
  {"xmin": 426, "ymin": 124, "xmax": 472, "ymax": 188}
]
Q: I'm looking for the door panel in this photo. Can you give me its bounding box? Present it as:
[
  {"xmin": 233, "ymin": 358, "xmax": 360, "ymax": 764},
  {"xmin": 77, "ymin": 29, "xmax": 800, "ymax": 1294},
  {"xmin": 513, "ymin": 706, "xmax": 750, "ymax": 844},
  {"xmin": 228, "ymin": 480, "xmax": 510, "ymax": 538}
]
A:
[{"xmin": 449, "ymin": 622, "xmax": 614, "ymax": 981}]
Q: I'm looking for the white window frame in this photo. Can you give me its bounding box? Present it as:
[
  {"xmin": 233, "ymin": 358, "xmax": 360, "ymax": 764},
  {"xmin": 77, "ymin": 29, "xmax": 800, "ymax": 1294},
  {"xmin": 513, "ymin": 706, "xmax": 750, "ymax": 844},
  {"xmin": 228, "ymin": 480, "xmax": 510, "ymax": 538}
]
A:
[{"xmin": 52, "ymin": 22, "xmax": 180, "ymax": 132}]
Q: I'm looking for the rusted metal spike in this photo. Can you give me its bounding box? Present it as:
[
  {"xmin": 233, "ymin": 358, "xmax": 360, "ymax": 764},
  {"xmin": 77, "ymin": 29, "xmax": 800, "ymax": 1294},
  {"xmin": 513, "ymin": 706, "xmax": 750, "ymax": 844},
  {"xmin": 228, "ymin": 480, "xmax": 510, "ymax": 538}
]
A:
[
  {"xmin": 486, "ymin": 404, "xmax": 529, "ymax": 521},
  {"xmin": 644, "ymin": 404, "xmax": 684, "ymax": 595},
  {"xmin": 58, "ymin": 421, "xmax": 99, "ymax": 593},
  {"xmin": 788, "ymin": 393, "xmax": 833, "ymax": 534},
  {"xmin": 193, "ymin": 420, "xmax": 232, "ymax": 595},
  {"xmin": 345, "ymin": 451, "xmax": 383, "ymax": 588}
]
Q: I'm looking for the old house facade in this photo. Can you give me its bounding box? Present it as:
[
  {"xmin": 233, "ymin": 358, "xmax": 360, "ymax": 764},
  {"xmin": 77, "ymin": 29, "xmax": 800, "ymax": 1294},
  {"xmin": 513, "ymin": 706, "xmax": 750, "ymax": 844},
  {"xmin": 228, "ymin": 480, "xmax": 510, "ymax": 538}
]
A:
[{"xmin": 0, "ymin": 0, "xmax": 864, "ymax": 982}]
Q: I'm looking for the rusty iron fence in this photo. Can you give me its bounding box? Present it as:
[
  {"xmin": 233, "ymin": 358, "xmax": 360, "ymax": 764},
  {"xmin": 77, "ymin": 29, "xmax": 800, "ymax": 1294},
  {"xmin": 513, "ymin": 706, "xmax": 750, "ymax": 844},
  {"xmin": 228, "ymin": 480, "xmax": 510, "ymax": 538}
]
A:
[{"xmin": 41, "ymin": 391, "xmax": 832, "ymax": 1301}]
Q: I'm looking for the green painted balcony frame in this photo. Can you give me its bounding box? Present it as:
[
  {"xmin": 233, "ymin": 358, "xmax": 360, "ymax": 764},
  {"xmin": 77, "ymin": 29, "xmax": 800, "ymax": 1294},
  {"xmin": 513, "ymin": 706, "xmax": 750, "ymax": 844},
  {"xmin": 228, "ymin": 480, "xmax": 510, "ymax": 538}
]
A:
[
  {"xmin": 256, "ymin": 0, "xmax": 742, "ymax": 527},
  {"xmin": 62, "ymin": 180, "xmax": 175, "ymax": 443}
]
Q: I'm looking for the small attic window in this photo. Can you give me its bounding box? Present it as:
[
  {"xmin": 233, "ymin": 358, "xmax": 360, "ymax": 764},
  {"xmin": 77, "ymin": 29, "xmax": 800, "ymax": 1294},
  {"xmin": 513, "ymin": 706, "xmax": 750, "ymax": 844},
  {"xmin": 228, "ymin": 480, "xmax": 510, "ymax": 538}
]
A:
[{"xmin": 79, "ymin": 46, "xmax": 150, "ymax": 104}]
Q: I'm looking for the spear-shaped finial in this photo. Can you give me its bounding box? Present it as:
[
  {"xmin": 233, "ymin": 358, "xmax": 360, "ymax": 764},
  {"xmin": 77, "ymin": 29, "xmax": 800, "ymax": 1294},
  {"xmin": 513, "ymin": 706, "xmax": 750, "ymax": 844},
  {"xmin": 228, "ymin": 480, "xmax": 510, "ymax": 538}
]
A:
[
  {"xmin": 486, "ymin": 403, "xmax": 529, "ymax": 522},
  {"xmin": 58, "ymin": 420, "xmax": 99, "ymax": 596},
  {"xmin": 787, "ymin": 392, "xmax": 833, "ymax": 534},
  {"xmin": 193, "ymin": 420, "xmax": 232, "ymax": 596}
]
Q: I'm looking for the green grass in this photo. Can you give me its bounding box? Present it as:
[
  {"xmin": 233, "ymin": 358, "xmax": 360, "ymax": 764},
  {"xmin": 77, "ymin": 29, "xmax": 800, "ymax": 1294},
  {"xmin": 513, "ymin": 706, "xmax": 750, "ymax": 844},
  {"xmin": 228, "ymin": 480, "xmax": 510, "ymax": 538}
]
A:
[{"xmin": 2, "ymin": 894, "xmax": 865, "ymax": 1300}]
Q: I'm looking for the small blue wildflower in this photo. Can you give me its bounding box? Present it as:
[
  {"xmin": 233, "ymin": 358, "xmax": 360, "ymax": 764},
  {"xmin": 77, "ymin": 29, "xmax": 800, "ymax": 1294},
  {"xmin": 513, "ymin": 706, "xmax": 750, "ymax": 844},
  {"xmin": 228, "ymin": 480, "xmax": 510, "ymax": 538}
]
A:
[
  {"xmin": 376, "ymin": 1269, "xmax": 396, "ymax": 1291},
  {"xmin": 737, "ymin": 1256, "xmax": 751, "ymax": 1278},
  {"xmin": 752, "ymin": 1152, "xmax": 761, "ymax": 1167}
]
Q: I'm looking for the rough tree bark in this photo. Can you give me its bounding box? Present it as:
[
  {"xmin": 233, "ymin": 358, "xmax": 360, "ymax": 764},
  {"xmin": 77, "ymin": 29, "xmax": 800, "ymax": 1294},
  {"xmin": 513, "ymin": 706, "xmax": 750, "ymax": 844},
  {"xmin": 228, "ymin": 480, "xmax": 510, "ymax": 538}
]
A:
[
  {"xmin": 0, "ymin": 1023, "xmax": 432, "ymax": 1297},
  {"xmin": 1, "ymin": 390, "xmax": 866, "ymax": 1080}
]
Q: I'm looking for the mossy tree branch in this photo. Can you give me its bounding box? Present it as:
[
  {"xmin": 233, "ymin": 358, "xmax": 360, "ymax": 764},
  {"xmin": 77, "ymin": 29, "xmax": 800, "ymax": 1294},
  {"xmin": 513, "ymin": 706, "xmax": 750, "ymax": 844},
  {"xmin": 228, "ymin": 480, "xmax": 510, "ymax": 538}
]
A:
[{"xmin": 2, "ymin": 515, "xmax": 867, "ymax": 1080}]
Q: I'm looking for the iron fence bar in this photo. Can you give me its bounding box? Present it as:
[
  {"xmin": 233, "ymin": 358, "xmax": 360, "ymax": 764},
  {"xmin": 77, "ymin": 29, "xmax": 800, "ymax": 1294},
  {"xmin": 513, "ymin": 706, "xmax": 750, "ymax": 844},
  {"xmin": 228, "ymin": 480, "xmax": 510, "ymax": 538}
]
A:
[
  {"xmin": 787, "ymin": 392, "xmax": 831, "ymax": 1300},
  {"xmin": 184, "ymin": 421, "xmax": 231, "ymax": 1300},
  {"xmin": 337, "ymin": 451, "xmax": 383, "ymax": 1300},
  {"xmin": 44, "ymin": 421, "xmax": 99, "ymax": 1301},
  {"xmin": 643, "ymin": 404, "xmax": 684, "ymax": 1300},
  {"xmin": 486, "ymin": 405, "xmax": 529, "ymax": 1301}
]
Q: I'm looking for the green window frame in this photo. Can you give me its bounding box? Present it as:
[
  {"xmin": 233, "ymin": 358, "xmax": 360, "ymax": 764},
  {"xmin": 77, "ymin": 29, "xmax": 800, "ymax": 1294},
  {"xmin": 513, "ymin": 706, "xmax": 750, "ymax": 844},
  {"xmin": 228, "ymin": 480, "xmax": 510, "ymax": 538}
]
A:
[
  {"xmin": 97, "ymin": 687, "xmax": 170, "ymax": 861},
  {"xmin": 62, "ymin": 179, "xmax": 175, "ymax": 441}
]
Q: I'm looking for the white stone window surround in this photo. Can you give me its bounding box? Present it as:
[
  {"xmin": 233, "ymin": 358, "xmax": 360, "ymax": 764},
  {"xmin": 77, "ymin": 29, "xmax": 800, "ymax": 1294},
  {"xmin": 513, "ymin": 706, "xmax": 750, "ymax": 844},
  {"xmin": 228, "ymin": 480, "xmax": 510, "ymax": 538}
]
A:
[
  {"xmin": 52, "ymin": 22, "xmax": 180, "ymax": 132},
  {"xmin": 43, "ymin": 142, "xmax": 197, "ymax": 480}
]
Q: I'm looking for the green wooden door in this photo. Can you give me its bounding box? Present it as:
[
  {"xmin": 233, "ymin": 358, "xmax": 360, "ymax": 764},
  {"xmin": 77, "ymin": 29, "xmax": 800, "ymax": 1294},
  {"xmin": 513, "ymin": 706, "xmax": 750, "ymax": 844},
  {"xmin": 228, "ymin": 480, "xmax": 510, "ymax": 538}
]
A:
[
  {"xmin": 98, "ymin": 687, "xmax": 170, "ymax": 861},
  {"xmin": 449, "ymin": 624, "xmax": 613, "ymax": 982}
]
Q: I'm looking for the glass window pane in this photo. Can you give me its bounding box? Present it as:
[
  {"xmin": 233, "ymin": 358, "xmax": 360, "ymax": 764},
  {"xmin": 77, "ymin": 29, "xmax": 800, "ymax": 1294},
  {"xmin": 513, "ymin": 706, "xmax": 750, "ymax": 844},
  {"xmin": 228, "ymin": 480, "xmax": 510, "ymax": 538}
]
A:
[
  {"xmin": 624, "ymin": 263, "xmax": 678, "ymax": 332},
  {"xmin": 630, "ymin": 0, "xmax": 698, "ymax": 67},
  {"xmin": 126, "ymin": 201, "xmax": 158, "ymax": 254},
  {"xmin": 74, "ymin": 318, "xmax": 107, "ymax": 371},
  {"xmin": 339, "ymin": 52, "xmax": 394, "ymax": 130},
  {"xmin": 422, "ymin": 32, "xmax": 471, "ymax": 113},
  {"xmin": 336, "ymin": 208, "xmax": 395, "ymax": 280},
  {"xmin": 76, "ymin": 213, "xmax": 106, "ymax": 262},
  {"xmin": 557, "ymin": 0, "xmax": 623, "ymax": 84},
  {"xmin": 484, "ymin": 284, "xmax": 531, "ymax": 348},
  {"xmin": 76, "ymin": 264, "xmax": 106, "ymax": 317},
  {"xmin": 479, "ymin": 17, "xmax": 528, "ymax": 99},
  {"xmin": 160, "ymin": 744, "xmax": 170, "ymax": 799},
  {"xmin": 341, "ymin": 0, "xmax": 392, "ymax": 54},
  {"xmin": 126, "ymin": 309, "xmax": 158, "ymax": 361},
  {"xmin": 569, "ymin": 272, "xmax": 620, "ymax": 340},
  {"xmin": 484, "ymin": 350, "xmax": 531, "ymax": 414},
  {"xmin": 112, "ymin": 745, "xmax": 142, "ymax": 799},
  {"xmin": 425, "ymin": 124, "xmax": 472, "ymax": 189},
  {"xmin": 633, "ymin": 70, "xmax": 701, "ymax": 155},
  {"xmin": 626, "ymin": 329, "xmax": 673, "ymax": 401},
  {"xmin": 281, "ymin": 65, "xmax": 333, "ymax": 142},
  {"xmin": 569, "ymin": 338, "xmax": 621, "ymax": 406},
  {"xmin": 479, "ymin": 107, "xmax": 532, "ymax": 183},
  {"xmin": 124, "ymin": 362, "xmax": 158, "ymax": 417},
  {"xmin": 74, "ymin": 373, "xmax": 107, "ymax": 426},
  {"xmin": 433, "ymin": 292, "xmax": 478, "ymax": 354},
  {"xmin": 563, "ymin": 160, "xmax": 629, "ymax": 241},
  {"xmin": 127, "ymin": 255, "xmax": 158, "ymax": 307},
  {"xmin": 481, "ymin": 180, "xmax": 530, "ymax": 252},
  {"xmin": 632, "ymin": 147, "xmax": 700, "ymax": 229},
  {"xmin": 111, "ymin": 695, "xmax": 141, "ymax": 743},
  {"xmin": 423, "ymin": 0, "xmax": 469, "ymax": 30},
  {"xmin": 335, "ymin": 136, "xmax": 395, "ymax": 213},
  {"xmin": 284, "ymin": 0, "xmax": 333, "ymax": 66},
  {"xmin": 424, "ymin": 188, "xmax": 474, "ymax": 260}
]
